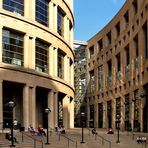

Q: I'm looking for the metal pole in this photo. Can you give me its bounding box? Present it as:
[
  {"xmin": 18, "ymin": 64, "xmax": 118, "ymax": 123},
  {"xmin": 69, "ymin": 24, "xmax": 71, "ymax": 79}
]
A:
[
  {"xmin": 10, "ymin": 108, "xmax": 15, "ymax": 147},
  {"xmin": 46, "ymin": 114, "xmax": 49, "ymax": 144},
  {"xmin": 81, "ymin": 120, "xmax": 84, "ymax": 143},
  {"xmin": 116, "ymin": 123, "xmax": 120, "ymax": 143}
]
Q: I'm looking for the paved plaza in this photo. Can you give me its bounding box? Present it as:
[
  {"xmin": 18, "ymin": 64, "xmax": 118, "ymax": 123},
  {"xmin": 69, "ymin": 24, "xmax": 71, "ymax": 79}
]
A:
[{"xmin": 0, "ymin": 128, "xmax": 148, "ymax": 148}]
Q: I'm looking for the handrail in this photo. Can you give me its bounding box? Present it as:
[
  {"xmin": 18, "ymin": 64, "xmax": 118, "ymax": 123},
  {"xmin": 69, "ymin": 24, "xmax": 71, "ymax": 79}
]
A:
[
  {"xmin": 21, "ymin": 131, "xmax": 44, "ymax": 148},
  {"xmin": 95, "ymin": 134, "xmax": 111, "ymax": 148},
  {"xmin": 58, "ymin": 133, "xmax": 77, "ymax": 148}
]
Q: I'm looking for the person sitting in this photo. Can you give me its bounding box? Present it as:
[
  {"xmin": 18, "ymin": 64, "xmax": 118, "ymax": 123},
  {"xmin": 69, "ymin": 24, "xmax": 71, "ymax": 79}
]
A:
[
  {"xmin": 28, "ymin": 124, "xmax": 36, "ymax": 136},
  {"xmin": 61, "ymin": 125, "xmax": 66, "ymax": 134},
  {"xmin": 136, "ymin": 136, "xmax": 142, "ymax": 143},
  {"xmin": 37, "ymin": 125, "xmax": 46, "ymax": 136},
  {"xmin": 107, "ymin": 128, "xmax": 114, "ymax": 134},
  {"xmin": 5, "ymin": 132, "xmax": 18, "ymax": 143},
  {"xmin": 92, "ymin": 128, "xmax": 97, "ymax": 135}
]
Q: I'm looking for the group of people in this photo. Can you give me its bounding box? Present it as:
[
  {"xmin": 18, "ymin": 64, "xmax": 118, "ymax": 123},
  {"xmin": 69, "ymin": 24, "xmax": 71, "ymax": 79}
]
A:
[
  {"xmin": 136, "ymin": 136, "xmax": 147, "ymax": 143},
  {"xmin": 55, "ymin": 125, "xmax": 66, "ymax": 134},
  {"xmin": 28, "ymin": 124, "xmax": 46, "ymax": 136}
]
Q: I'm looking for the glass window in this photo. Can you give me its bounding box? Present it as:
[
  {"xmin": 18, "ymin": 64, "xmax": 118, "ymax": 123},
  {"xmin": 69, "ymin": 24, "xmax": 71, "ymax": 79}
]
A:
[
  {"xmin": 36, "ymin": 0, "xmax": 49, "ymax": 26},
  {"xmin": 58, "ymin": 9, "xmax": 64, "ymax": 36},
  {"xmin": 58, "ymin": 49, "xmax": 64, "ymax": 78},
  {"xmin": 3, "ymin": 0, "xmax": 24, "ymax": 16},
  {"xmin": 2, "ymin": 29, "xmax": 24, "ymax": 66},
  {"xmin": 35, "ymin": 39, "xmax": 49, "ymax": 73}
]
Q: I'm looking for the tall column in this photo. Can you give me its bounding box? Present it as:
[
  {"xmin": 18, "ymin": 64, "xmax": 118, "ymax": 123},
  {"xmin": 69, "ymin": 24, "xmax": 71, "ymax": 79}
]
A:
[
  {"xmin": 64, "ymin": 55, "xmax": 68, "ymax": 81},
  {"xmin": 69, "ymin": 98, "xmax": 74, "ymax": 128},
  {"xmin": 64, "ymin": 16, "xmax": 68, "ymax": 41},
  {"xmin": 49, "ymin": 46, "xmax": 54, "ymax": 75},
  {"xmin": 28, "ymin": 0, "xmax": 35, "ymax": 21},
  {"xmin": 53, "ymin": 47, "xmax": 58, "ymax": 76},
  {"xmin": 54, "ymin": 92, "xmax": 58, "ymax": 127},
  {"xmin": 24, "ymin": 0, "xmax": 29, "ymax": 18},
  {"xmin": 0, "ymin": 80, "xmax": 3, "ymax": 130},
  {"xmin": 29, "ymin": 37, "xmax": 35, "ymax": 70},
  {"xmin": 70, "ymin": 63, "xmax": 74, "ymax": 86},
  {"xmin": 23, "ymin": 84, "xmax": 30, "ymax": 129},
  {"xmin": 94, "ymin": 102, "xmax": 98, "ymax": 128},
  {"xmin": 63, "ymin": 96, "xmax": 69, "ymax": 129},
  {"xmin": 24, "ymin": 34, "xmax": 29, "ymax": 68},
  {"xmin": 49, "ymin": 1, "xmax": 54, "ymax": 30},
  {"xmin": 53, "ymin": 4, "xmax": 57, "ymax": 32},
  {"xmin": 112, "ymin": 100, "xmax": 116, "ymax": 129},
  {"xmin": 120, "ymin": 98, "xmax": 124, "ymax": 131},
  {"xmin": 103, "ymin": 102, "xmax": 107, "ymax": 128},
  {"xmin": 29, "ymin": 86, "xmax": 36, "ymax": 128},
  {"xmin": 0, "ymin": 25, "xmax": 2, "ymax": 63},
  {"xmin": 87, "ymin": 104, "xmax": 90, "ymax": 127},
  {"xmin": 0, "ymin": 0, "xmax": 2, "ymax": 10},
  {"xmin": 67, "ymin": 57, "xmax": 70, "ymax": 83},
  {"xmin": 139, "ymin": 100, "xmax": 143, "ymax": 132},
  {"xmin": 48, "ymin": 90, "xmax": 54, "ymax": 128}
]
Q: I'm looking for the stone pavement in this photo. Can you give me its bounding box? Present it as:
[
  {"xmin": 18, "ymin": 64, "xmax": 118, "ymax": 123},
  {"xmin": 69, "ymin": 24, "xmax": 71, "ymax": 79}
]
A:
[{"xmin": 0, "ymin": 128, "xmax": 148, "ymax": 148}]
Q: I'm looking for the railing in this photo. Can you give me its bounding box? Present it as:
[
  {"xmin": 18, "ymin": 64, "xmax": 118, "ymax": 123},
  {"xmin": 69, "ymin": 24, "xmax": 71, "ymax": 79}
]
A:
[
  {"xmin": 58, "ymin": 133, "xmax": 78, "ymax": 148},
  {"xmin": 21, "ymin": 131, "xmax": 44, "ymax": 148},
  {"xmin": 88, "ymin": 128, "xmax": 111, "ymax": 148},
  {"xmin": 95, "ymin": 134, "xmax": 111, "ymax": 148}
]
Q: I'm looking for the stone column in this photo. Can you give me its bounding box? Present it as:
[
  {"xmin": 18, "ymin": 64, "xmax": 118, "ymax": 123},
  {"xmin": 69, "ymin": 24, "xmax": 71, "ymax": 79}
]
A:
[
  {"xmin": 0, "ymin": 25, "xmax": 2, "ymax": 63},
  {"xmin": 87, "ymin": 104, "xmax": 90, "ymax": 127},
  {"xmin": 49, "ymin": 46, "xmax": 54, "ymax": 75},
  {"xmin": 29, "ymin": 0, "xmax": 35, "ymax": 21},
  {"xmin": 64, "ymin": 16, "xmax": 68, "ymax": 41},
  {"xmin": 67, "ymin": 57, "xmax": 70, "ymax": 83},
  {"xmin": 120, "ymin": 98, "xmax": 124, "ymax": 131},
  {"xmin": 112, "ymin": 100, "xmax": 116, "ymax": 129},
  {"xmin": 48, "ymin": 90, "xmax": 54, "ymax": 128},
  {"xmin": 24, "ymin": 0, "xmax": 29, "ymax": 18},
  {"xmin": 53, "ymin": 47, "xmax": 58, "ymax": 76},
  {"xmin": 24, "ymin": 34, "xmax": 29, "ymax": 68},
  {"xmin": 69, "ymin": 98, "xmax": 74, "ymax": 128},
  {"xmin": 54, "ymin": 92, "xmax": 58, "ymax": 127},
  {"xmin": 130, "ymin": 93, "xmax": 134, "ymax": 130},
  {"xmin": 70, "ymin": 63, "xmax": 74, "ymax": 86},
  {"xmin": 64, "ymin": 55, "xmax": 68, "ymax": 81},
  {"xmin": 29, "ymin": 86, "xmax": 36, "ymax": 128},
  {"xmin": 0, "ymin": 80, "xmax": 3, "ymax": 130},
  {"xmin": 29, "ymin": 37, "xmax": 36, "ymax": 70},
  {"xmin": 63, "ymin": 96, "xmax": 69, "ymax": 129},
  {"xmin": 103, "ymin": 102, "xmax": 107, "ymax": 128},
  {"xmin": 49, "ymin": 1, "xmax": 54, "ymax": 30},
  {"xmin": 94, "ymin": 102, "xmax": 98, "ymax": 128},
  {"xmin": 0, "ymin": 0, "xmax": 2, "ymax": 10},
  {"xmin": 53, "ymin": 4, "xmax": 57, "ymax": 32},
  {"xmin": 23, "ymin": 84, "xmax": 30, "ymax": 129}
]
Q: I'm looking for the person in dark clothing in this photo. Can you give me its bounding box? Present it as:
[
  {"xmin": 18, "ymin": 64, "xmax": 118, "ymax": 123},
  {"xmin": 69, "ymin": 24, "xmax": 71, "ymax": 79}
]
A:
[{"xmin": 5, "ymin": 132, "xmax": 18, "ymax": 143}]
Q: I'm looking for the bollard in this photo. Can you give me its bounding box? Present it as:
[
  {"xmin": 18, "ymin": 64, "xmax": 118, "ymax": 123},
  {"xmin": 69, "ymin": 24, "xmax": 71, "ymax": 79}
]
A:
[
  {"xmin": 102, "ymin": 138, "xmax": 104, "ymax": 145},
  {"xmin": 22, "ymin": 132, "xmax": 24, "ymax": 142},
  {"xmin": 68, "ymin": 139, "xmax": 69, "ymax": 147},
  {"xmin": 34, "ymin": 139, "xmax": 36, "ymax": 148}
]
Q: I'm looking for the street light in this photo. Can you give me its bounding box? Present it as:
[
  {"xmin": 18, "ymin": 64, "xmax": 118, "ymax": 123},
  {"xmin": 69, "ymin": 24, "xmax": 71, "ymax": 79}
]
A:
[
  {"xmin": 45, "ymin": 107, "xmax": 51, "ymax": 145},
  {"xmin": 8, "ymin": 101, "xmax": 16, "ymax": 147},
  {"xmin": 116, "ymin": 114, "xmax": 120, "ymax": 143},
  {"xmin": 80, "ymin": 112, "xmax": 85, "ymax": 144}
]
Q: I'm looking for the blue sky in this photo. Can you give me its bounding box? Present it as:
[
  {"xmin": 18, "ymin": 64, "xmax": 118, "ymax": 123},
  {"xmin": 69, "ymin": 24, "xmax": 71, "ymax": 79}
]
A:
[{"xmin": 74, "ymin": 0, "xmax": 125, "ymax": 41}]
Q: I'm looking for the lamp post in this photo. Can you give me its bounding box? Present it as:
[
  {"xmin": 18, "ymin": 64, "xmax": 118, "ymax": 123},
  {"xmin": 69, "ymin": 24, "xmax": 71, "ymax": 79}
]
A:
[
  {"xmin": 116, "ymin": 114, "xmax": 120, "ymax": 143},
  {"xmin": 8, "ymin": 101, "xmax": 16, "ymax": 147},
  {"xmin": 80, "ymin": 112, "xmax": 85, "ymax": 144},
  {"xmin": 45, "ymin": 107, "xmax": 51, "ymax": 145}
]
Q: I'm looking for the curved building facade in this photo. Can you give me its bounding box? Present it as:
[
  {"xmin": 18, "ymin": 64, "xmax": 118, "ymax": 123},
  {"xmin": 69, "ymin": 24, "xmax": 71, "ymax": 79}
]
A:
[
  {"xmin": 0, "ymin": 0, "xmax": 74, "ymax": 130},
  {"xmin": 86, "ymin": 0, "xmax": 148, "ymax": 132}
]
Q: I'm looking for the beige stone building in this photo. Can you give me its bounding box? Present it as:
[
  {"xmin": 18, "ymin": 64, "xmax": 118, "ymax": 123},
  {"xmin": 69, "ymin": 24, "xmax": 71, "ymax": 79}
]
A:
[
  {"xmin": 86, "ymin": 0, "xmax": 148, "ymax": 132},
  {"xmin": 0, "ymin": 0, "xmax": 74, "ymax": 130}
]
